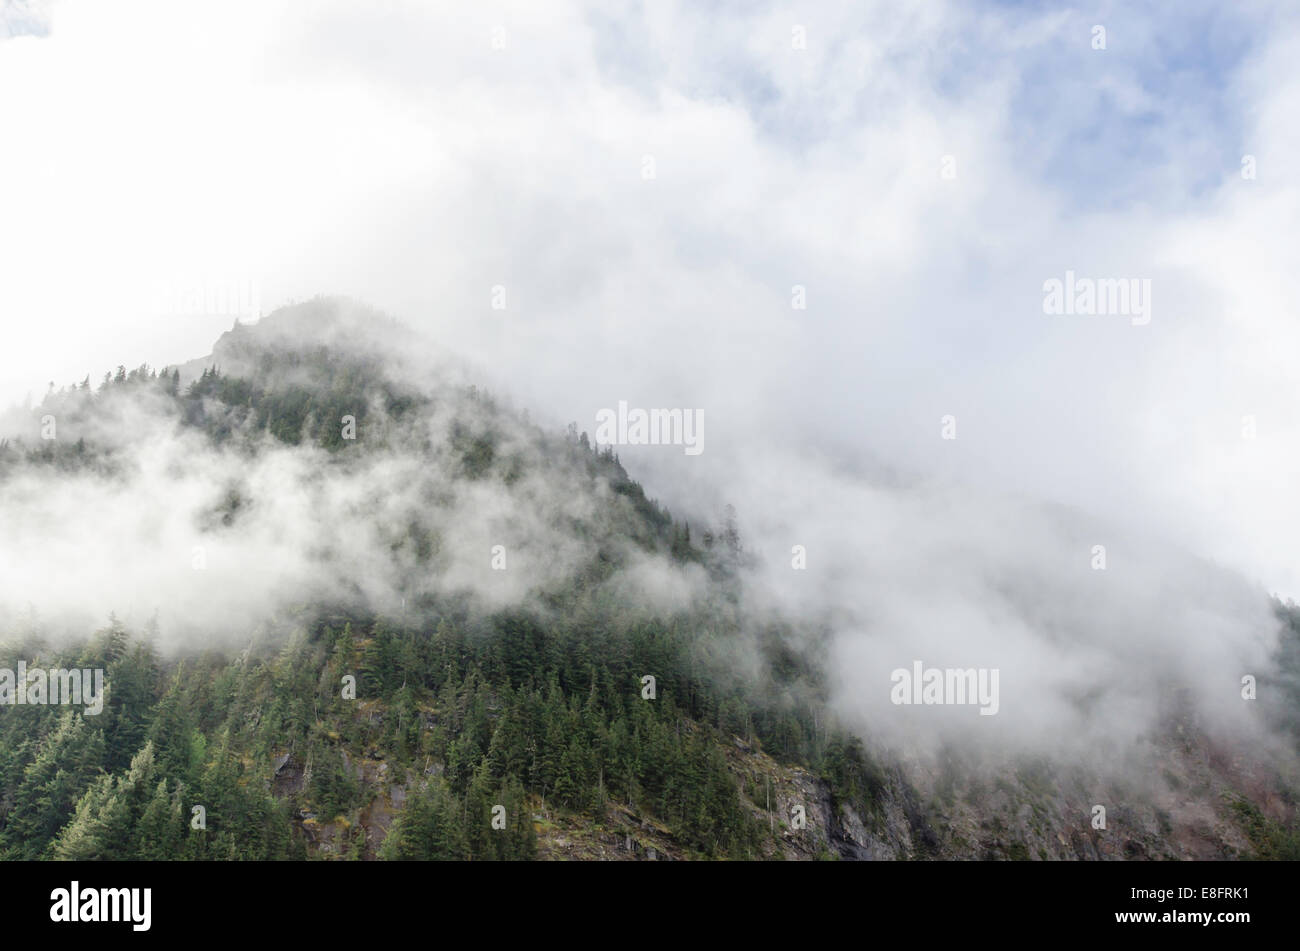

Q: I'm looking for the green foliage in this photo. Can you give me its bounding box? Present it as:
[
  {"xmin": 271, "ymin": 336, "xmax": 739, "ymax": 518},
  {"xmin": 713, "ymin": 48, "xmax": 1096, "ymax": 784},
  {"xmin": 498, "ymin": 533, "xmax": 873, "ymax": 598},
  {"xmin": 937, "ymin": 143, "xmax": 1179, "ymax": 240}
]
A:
[
  {"xmin": 0, "ymin": 305, "xmax": 886, "ymax": 861},
  {"xmin": 1227, "ymin": 795, "xmax": 1300, "ymax": 860},
  {"xmin": 0, "ymin": 601, "xmax": 838, "ymax": 859}
]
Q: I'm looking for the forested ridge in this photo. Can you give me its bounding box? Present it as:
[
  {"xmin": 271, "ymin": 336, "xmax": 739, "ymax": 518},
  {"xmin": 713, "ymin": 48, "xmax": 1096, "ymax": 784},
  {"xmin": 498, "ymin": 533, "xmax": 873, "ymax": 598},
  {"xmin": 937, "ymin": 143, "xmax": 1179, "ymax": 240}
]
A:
[
  {"xmin": 0, "ymin": 301, "xmax": 881, "ymax": 860},
  {"xmin": 1, "ymin": 299, "xmax": 1297, "ymax": 861}
]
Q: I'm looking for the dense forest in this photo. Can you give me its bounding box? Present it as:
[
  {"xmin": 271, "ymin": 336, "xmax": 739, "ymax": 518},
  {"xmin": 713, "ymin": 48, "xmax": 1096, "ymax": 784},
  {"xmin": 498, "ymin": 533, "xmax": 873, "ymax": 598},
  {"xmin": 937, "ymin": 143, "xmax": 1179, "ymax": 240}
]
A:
[
  {"xmin": 0, "ymin": 300, "xmax": 1296, "ymax": 861},
  {"xmin": 0, "ymin": 303, "xmax": 885, "ymax": 860},
  {"xmin": 0, "ymin": 605, "xmax": 869, "ymax": 860}
]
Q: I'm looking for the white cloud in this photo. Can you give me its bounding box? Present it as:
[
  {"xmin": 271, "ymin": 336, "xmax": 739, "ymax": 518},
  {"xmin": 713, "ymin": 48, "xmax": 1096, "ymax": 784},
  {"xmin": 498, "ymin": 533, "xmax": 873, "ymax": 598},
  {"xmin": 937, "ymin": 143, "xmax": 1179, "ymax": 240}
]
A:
[{"xmin": 0, "ymin": 0, "xmax": 1297, "ymax": 754}]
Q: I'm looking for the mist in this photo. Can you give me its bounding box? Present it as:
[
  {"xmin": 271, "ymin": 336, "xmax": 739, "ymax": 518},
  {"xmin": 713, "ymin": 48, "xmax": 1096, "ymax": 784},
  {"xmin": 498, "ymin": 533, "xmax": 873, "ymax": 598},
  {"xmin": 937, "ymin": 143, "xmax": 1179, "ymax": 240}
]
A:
[{"xmin": 1, "ymin": 0, "xmax": 1298, "ymax": 782}]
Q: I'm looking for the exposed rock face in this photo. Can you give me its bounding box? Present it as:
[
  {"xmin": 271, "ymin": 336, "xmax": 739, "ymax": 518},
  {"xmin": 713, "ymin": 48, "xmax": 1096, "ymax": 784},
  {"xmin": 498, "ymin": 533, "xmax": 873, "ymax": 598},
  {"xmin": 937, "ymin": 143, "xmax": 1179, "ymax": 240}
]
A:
[
  {"xmin": 271, "ymin": 752, "xmax": 305, "ymax": 797},
  {"xmin": 295, "ymin": 714, "xmax": 1297, "ymax": 862},
  {"xmin": 778, "ymin": 726, "xmax": 1292, "ymax": 862}
]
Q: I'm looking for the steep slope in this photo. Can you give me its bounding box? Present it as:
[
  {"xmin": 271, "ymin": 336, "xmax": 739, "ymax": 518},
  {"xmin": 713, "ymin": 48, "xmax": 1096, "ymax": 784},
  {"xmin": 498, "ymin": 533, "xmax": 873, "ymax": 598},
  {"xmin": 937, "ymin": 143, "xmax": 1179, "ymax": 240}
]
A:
[{"xmin": 0, "ymin": 297, "xmax": 1296, "ymax": 861}]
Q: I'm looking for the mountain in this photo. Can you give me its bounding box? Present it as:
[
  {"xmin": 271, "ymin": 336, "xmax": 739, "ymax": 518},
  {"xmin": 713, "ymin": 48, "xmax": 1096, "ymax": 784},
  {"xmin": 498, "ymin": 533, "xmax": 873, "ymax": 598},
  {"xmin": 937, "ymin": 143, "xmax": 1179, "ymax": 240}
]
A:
[{"xmin": 0, "ymin": 297, "xmax": 1297, "ymax": 860}]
